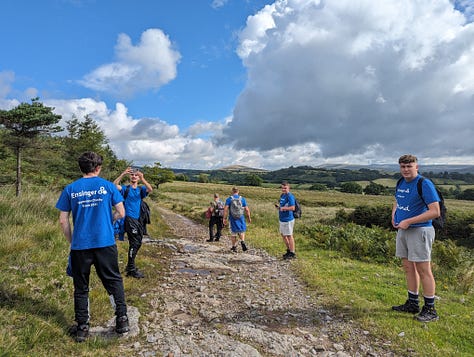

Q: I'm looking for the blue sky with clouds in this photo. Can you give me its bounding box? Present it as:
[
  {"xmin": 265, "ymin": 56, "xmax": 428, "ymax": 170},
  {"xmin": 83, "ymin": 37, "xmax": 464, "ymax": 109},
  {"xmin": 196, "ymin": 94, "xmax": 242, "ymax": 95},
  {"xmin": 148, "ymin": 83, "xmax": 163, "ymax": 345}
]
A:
[{"xmin": 1, "ymin": 0, "xmax": 474, "ymax": 169}]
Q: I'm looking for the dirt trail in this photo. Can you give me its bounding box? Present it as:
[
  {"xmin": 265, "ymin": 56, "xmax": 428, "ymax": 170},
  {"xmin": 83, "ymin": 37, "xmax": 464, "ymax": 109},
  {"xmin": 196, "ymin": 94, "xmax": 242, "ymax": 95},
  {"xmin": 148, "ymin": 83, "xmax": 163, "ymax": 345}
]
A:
[{"xmin": 117, "ymin": 207, "xmax": 396, "ymax": 356}]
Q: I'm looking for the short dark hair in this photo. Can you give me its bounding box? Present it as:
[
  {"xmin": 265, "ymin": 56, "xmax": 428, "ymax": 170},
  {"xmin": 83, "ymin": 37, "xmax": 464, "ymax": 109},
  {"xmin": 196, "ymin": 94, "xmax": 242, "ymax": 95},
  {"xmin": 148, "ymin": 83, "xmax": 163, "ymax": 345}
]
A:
[
  {"xmin": 281, "ymin": 181, "xmax": 290, "ymax": 186},
  {"xmin": 398, "ymin": 154, "xmax": 418, "ymax": 164},
  {"xmin": 78, "ymin": 152, "xmax": 103, "ymax": 174}
]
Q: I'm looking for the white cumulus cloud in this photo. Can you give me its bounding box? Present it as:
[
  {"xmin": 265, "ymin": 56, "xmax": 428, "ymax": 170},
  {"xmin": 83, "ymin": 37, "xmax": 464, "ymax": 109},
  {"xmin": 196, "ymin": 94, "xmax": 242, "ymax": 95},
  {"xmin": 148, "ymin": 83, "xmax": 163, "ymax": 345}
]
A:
[
  {"xmin": 78, "ymin": 29, "xmax": 181, "ymax": 98},
  {"xmin": 224, "ymin": 0, "xmax": 474, "ymax": 162}
]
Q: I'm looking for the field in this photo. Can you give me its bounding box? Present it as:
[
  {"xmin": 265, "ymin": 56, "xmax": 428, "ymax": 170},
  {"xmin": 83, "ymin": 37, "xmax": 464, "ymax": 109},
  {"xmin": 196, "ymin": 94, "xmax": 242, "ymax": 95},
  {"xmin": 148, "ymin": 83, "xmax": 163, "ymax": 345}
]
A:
[{"xmin": 1, "ymin": 181, "xmax": 473, "ymax": 356}]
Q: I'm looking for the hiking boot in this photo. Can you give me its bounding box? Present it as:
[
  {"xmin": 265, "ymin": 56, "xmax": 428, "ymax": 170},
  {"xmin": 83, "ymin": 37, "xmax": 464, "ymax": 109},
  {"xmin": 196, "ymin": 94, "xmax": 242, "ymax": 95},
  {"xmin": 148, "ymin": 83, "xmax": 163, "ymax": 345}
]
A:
[
  {"xmin": 214, "ymin": 236, "xmax": 220, "ymax": 242},
  {"xmin": 392, "ymin": 300, "xmax": 420, "ymax": 314},
  {"xmin": 126, "ymin": 269, "xmax": 145, "ymax": 279},
  {"xmin": 415, "ymin": 305, "xmax": 439, "ymax": 322},
  {"xmin": 75, "ymin": 323, "xmax": 89, "ymax": 342},
  {"xmin": 283, "ymin": 252, "xmax": 296, "ymax": 260},
  {"xmin": 116, "ymin": 315, "xmax": 130, "ymax": 334},
  {"xmin": 241, "ymin": 241, "xmax": 248, "ymax": 252},
  {"xmin": 230, "ymin": 246, "xmax": 237, "ymax": 253},
  {"xmin": 282, "ymin": 249, "xmax": 290, "ymax": 258},
  {"xmin": 206, "ymin": 238, "xmax": 214, "ymax": 242}
]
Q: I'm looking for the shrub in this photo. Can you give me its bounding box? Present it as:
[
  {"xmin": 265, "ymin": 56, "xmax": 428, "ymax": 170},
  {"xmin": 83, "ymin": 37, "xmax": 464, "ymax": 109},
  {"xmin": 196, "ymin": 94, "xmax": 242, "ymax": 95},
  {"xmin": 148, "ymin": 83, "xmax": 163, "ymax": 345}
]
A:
[
  {"xmin": 363, "ymin": 182, "xmax": 390, "ymax": 195},
  {"xmin": 309, "ymin": 183, "xmax": 327, "ymax": 191},
  {"xmin": 433, "ymin": 240, "xmax": 474, "ymax": 294},
  {"xmin": 340, "ymin": 182, "xmax": 363, "ymax": 194},
  {"xmin": 345, "ymin": 205, "xmax": 392, "ymax": 229},
  {"xmin": 301, "ymin": 223, "xmax": 396, "ymax": 264}
]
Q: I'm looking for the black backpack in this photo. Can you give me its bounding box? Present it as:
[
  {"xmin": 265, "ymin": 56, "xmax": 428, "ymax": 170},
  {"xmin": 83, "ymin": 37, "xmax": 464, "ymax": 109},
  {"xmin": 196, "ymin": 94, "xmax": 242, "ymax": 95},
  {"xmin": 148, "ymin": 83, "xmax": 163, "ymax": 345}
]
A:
[
  {"xmin": 293, "ymin": 198, "xmax": 302, "ymax": 219},
  {"xmin": 396, "ymin": 177, "xmax": 446, "ymax": 229}
]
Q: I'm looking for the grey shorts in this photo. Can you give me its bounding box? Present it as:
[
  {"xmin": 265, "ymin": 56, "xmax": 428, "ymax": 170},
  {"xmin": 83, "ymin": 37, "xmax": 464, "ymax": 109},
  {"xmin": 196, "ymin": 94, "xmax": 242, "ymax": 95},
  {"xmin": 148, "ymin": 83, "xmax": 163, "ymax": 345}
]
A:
[
  {"xmin": 279, "ymin": 220, "xmax": 295, "ymax": 236},
  {"xmin": 395, "ymin": 227, "xmax": 435, "ymax": 262}
]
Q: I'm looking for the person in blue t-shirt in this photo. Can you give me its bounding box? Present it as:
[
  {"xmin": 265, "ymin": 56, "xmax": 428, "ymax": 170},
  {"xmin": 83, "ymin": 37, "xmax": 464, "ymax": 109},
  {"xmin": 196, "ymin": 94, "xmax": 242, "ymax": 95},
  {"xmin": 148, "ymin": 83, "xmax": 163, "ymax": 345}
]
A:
[
  {"xmin": 391, "ymin": 154, "xmax": 441, "ymax": 323},
  {"xmin": 56, "ymin": 152, "xmax": 129, "ymax": 342},
  {"xmin": 114, "ymin": 167, "xmax": 153, "ymax": 278},
  {"xmin": 223, "ymin": 187, "xmax": 251, "ymax": 252},
  {"xmin": 277, "ymin": 181, "xmax": 296, "ymax": 260}
]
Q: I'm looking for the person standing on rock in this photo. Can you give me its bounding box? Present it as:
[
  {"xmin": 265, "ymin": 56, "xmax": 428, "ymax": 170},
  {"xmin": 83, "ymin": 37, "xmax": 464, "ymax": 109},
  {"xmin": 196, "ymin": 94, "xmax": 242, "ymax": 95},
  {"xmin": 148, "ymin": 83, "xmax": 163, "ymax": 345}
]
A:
[
  {"xmin": 114, "ymin": 167, "xmax": 153, "ymax": 279},
  {"xmin": 277, "ymin": 181, "xmax": 297, "ymax": 260},
  {"xmin": 391, "ymin": 154, "xmax": 440, "ymax": 322},
  {"xmin": 207, "ymin": 193, "xmax": 224, "ymax": 242},
  {"xmin": 56, "ymin": 151, "xmax": 130, "ymax": 342},
  {"xmin": 223, "ymin": 187, "xmax": 251, "ymax": 252}
]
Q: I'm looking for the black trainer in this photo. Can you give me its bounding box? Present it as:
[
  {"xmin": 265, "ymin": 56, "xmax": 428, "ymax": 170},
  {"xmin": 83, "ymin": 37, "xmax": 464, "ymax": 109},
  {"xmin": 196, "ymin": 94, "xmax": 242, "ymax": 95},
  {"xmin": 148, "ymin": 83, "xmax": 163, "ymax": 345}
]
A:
[
  {"xmin": 116, "ymin": 315, "xmax": 130, "ymax": 334},
  {"xmin": 415, "ymin": 305, "xmax": 439, "ymax": 322},
  {"xmin": 230, "ymin": 246, "xmax": 237, "ymax": 253},
  {"xmin": 206, "ymin": 238, "xmax": 214, "ymax": 242},
  {"xmin": 75, "ymin": 323, "xmax": 89, "ymax": 342},
  {"xmin": 284, "ymin": 252, "xmax": 296, "ymax": 260},
  {"xmin": 241, "ymin": 241, "xmax": 248, "ymax": 251},
  {"xmin": 126, "ymin": 269, "xmax": 145, "ymax": 279},
  {"xmin": 282, "ymin": 249, "xmax": 290, "ymax": 258},
  {"xmin": 392, "ymin": 300, "xmax": 420, "ymax": 314}
]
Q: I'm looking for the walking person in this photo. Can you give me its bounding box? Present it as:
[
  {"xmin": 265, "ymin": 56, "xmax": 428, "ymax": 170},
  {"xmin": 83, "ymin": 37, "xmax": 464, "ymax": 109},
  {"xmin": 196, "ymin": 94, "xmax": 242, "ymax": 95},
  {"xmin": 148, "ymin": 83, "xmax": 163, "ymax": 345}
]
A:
[
  {"xmin": 277, "ymin": 181, "xmax": 297, "ymax": 260},
  {"xmin": 207, "ymin": 193, "xmax": 224, "ymax": 242},
  {"xmin": 114, "ymin": 167, "xmax": 153, "ymax": 278},
  {"xmin": 56, "ymin": 152, "xmax": 129, "ymax": 342},
  {"xmin": 223, "ymin": 187, "xmax": 251, "ymax": 252},
  {"xmin": 392, "ymin": 154, "xmax": 441, "ymax": 322}
]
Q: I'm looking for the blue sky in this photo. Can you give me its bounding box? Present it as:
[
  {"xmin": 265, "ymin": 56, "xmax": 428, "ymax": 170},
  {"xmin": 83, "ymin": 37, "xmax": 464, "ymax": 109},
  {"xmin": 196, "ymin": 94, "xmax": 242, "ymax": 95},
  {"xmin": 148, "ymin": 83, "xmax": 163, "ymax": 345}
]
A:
[{"xmin": 1, "ymin": 0, "xmax": 474, "ymax": 169}]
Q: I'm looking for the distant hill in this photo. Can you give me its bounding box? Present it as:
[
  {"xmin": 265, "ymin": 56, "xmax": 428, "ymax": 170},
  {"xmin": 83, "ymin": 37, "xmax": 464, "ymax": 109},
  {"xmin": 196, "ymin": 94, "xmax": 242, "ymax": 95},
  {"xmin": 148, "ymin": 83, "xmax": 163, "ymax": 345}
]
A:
[
  {"xmin": 218, "ymin": 165, "xmax": 269, "ymax": 173},
  {"xmin": 318, "ymin": 164, "xmax": 474, "ymax": 174},
  {"xmin": 170, "ymin": 163, "xmax": 474, "ymax": 186}
]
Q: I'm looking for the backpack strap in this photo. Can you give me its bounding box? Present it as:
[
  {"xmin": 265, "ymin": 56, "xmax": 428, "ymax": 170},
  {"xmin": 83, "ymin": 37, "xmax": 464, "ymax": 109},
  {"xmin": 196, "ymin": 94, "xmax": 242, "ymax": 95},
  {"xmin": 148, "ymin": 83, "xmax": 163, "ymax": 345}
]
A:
[
  {"xmin": 140, "ymin": 186, "xmax": 146, "ymax": 199},
  {"xmin": 123, "ymin": 185, "xmax": 131, "ymax": 200},
  {"xmin": 395, "ymin": 177, "xmax": 403, "ymax": 190},
  {"xmin": 417, "ymin": 176, "xmax": 424, "ymax": 197}
]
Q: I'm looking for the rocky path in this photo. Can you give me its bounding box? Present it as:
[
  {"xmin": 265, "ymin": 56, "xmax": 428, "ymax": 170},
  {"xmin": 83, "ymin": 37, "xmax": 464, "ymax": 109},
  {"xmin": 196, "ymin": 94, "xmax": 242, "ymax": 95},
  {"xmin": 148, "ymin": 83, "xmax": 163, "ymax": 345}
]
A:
[{"xmin": 117, "ymin": 207, "xmax": 396, "ymax": 357}]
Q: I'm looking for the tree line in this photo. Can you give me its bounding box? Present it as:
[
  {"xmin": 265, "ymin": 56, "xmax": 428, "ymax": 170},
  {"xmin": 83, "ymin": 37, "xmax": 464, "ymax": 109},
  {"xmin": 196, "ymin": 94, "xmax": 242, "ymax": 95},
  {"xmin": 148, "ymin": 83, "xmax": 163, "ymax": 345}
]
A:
[
  {"xmin": 0, "ymin": 99, "xmax": 174, "ymax": 196},
  {"xmin": 1, "ymin": 98, "xmax": 473, "ymax": 201}
]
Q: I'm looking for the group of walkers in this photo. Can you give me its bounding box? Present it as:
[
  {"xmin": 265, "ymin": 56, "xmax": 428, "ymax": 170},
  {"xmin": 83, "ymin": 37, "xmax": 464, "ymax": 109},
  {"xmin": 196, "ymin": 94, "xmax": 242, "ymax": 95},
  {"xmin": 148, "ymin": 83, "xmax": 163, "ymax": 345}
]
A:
[
  {"xmin": 206, "ymin": 181, "xmax": 297, "ymax": 259},
  {"xmin": 55, "ymin": 151, "xmax": 442, "ymax": 342},
  {"xmin": 206, "ymin": 187, "xmax": 252, "ymax": 252}
]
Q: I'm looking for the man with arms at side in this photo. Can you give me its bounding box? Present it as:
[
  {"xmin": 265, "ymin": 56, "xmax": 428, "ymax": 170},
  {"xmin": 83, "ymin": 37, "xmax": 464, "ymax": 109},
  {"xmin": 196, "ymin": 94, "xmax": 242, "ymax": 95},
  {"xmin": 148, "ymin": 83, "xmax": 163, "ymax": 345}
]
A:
[
  {"xmin": 392, "ymin": 154, "xmax": 441, "ymax": 322},
  {"xmin": 114, "ymin": 167, "xmax": 153, "ymax": 278},
  {"xmin": 277, "ymin": 181, "xmax": 297, "ymax": 260},
  {"xmin": 207, "ymin": 193, "xmax": 224, "ymax": 242},
  {"xmin": 223, "ymin": 187, "xmax": 251, "ymax": 252},
  {"xmin": 56, "ymin": 152, "xmax": 129, "ymax": 342}
]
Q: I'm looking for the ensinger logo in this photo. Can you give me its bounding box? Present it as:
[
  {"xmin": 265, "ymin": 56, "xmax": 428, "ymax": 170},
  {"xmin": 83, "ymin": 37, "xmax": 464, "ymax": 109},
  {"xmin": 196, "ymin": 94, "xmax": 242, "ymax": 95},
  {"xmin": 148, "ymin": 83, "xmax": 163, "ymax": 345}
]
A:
[{"xmin": 71, "ymin": 186, "xmax": 108, "ymax": 199}]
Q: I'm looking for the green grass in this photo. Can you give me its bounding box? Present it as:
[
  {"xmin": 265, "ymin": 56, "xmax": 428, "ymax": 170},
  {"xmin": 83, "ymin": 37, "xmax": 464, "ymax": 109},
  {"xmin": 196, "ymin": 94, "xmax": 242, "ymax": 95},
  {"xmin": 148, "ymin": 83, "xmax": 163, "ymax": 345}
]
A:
[{"xmin": 1, "ymin": 181, "xmax": 474, "ymax": 356}]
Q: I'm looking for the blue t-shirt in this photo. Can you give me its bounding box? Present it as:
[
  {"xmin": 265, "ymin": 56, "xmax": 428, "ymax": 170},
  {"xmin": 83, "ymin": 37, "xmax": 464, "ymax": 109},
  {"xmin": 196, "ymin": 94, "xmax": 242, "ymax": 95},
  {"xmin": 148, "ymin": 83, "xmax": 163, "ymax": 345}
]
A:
[
  {"xmin": 279, "ymin": 193, "xmax": 295, "ymax": 222},
  {"xmin": 122, "ymin": 185, "xmax": 148, "ymax": 219},
  {"xmin": 56, "ymin": 177, "xmax": 123, "ymax": 250},
  {"xmin": 225, "ymin": 195, "xmax": 247, "ymax": 233},
  {"xmin": 394, "ymin": 175, "xmax": 440, "ymax": 228}
]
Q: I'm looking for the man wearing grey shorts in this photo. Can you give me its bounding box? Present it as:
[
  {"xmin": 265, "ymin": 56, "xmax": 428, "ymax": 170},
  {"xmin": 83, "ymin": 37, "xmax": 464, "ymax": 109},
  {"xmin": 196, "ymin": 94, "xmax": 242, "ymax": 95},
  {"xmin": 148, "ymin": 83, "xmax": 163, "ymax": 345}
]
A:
[
  {"xmin": 277, "ymin": 181, "xmax": 296, "ymax": 260},
  {"xmin": 391, "ymin": 155, "xmax": 441, "ymax": 322}
]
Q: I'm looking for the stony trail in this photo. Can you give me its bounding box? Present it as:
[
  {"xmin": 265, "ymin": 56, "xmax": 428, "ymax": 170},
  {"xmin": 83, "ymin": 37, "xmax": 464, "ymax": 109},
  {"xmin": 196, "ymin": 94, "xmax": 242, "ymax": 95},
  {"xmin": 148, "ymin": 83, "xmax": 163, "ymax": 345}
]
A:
[{"xmin": 114, "ymin": 207, "xmax": 396, "ymax": 357}]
